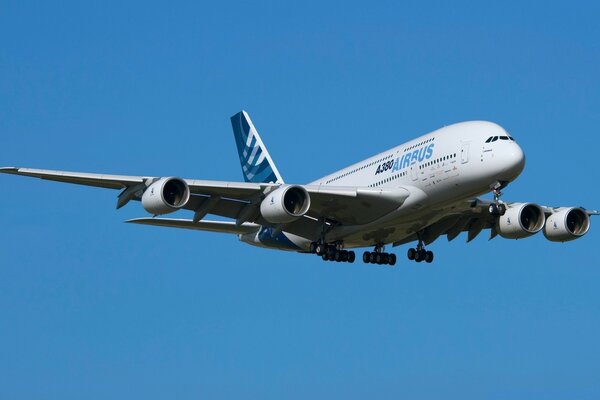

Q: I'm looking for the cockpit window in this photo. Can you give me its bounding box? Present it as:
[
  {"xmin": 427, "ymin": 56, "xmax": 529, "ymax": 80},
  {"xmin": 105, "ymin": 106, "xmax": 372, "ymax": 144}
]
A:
[{"xmin": 486, "ymin": 135, "xmax": 516, "ymax": 143}]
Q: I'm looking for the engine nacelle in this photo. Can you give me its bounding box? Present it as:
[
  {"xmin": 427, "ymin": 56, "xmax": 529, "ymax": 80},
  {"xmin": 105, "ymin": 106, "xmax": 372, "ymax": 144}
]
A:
[
  {"xmin": 544, "ymin": 207, "xmax": 590, "ymax": 242},
  {"xmin": 141, "ymin": 177, "xmax": 190, "ymax": 215},
  {"xmin": 260, "ymin": 185, "xmax": 311, "ymax": 224},
  {"xmin": 497, "ymin": 202, "xmax": 545, "ymax": 239}
]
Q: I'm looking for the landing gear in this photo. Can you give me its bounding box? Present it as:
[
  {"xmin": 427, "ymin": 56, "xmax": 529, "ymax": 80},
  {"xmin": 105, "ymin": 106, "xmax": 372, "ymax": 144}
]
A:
[
  {"xmin": 489, "ymin": 182, "xmax": 507, "ymax": 217},
  {"xmin": 362, "ymin": 244, "xmax": 396, "ymax": 266},
  {"xmin": 488, "ymin": 202, "xmax": 506, "ymax": 217},
  {"xmin": 407, "ymin": 239, "xmax": 434, "ymax": 263},
  {"xmin": 310, "ymin": 241, "xmax": 355, "ymax": 263}
]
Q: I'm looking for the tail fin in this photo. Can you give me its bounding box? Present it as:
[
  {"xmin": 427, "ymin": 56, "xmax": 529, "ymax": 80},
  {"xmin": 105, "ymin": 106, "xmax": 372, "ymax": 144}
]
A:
[{"xmin": 230, "ymin": 111, "xmax": 284, "ymax": 184}]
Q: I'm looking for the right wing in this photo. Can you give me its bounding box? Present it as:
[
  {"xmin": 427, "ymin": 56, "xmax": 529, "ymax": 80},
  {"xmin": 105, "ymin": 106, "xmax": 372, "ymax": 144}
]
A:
[{"xmin": 1, "ymin": 166, "xmax": 412, "ymax": 241}]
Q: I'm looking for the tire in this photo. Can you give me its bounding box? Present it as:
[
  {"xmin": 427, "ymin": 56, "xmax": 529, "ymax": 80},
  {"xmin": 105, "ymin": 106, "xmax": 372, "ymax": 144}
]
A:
[
  {"xmin": 381, "ymin": 253, "xmax": 390, "ymax": 265},
  {"xmin": 334, "ymin": 251, "xmax": 343, "ymax": 262},
  {"xmin": 371, "ymin": 252, "xmax": 378, "ymax": 264},
  {"xmin": 316, "ymin": 244, "xmax": 325, "ymax": 255},
  {"xmin": 425, "ymin": 251, "xmax": 434, "ymax": 263},
  {"xmin": 341, "ymin": 250, "xmax": 348, "ymax": 262},
  {"xmin": 322, "ymin": 253, "xmax": 329, "ymax": 261},
  {"xmin": 363, "ymin": 251, "xmax": 371, "ymax": 263},
  {"xmin": 388, "ymin": 254, "xmax": 397, "ymax": 266},
  {"xmin": 348, "ymin": 251, "xmax": 356, "ymax": 263},
  {"xmin": 414, "ymin": 250, "xmax": 424, "ymax": 263},
  {"xmin": 407, "ymin": 248, "xmax": 416, "ymax": 260},
  {"xmin": 489, "ymin": 204, "xmax": 497, "ymax": 215},
  {"xmin": 498, "ymin": 204, "xmax": 507, "ymax": 216}
]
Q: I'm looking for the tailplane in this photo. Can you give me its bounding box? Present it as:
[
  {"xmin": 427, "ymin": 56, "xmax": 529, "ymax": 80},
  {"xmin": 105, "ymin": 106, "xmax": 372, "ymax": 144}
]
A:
[{"xmin": 230, "ymin": 111, "xmax": 284, "ymax": 184}]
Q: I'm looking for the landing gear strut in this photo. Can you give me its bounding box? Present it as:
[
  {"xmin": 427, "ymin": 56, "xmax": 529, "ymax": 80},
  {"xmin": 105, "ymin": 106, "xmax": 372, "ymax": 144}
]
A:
[
  {"xmin": 488, "ymin": 183, "xmax": 507, "ymax": 217},
  {"xmin": 407, "ymin": 239, "xmax": 434, "ymax": 263},
  {"xmin": 310, "ymin": 241, "xmax": 355, "ymax": 263},
  {"xmin": 362, "ymin": 244, "xmax": 396, "ymax": 266}
]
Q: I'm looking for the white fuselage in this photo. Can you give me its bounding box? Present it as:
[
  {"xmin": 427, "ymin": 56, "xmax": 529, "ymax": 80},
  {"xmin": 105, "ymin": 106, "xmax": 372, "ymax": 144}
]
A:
[{"xmin": 259, "ymin": 121, "xmax": 526, "ymax": 250}]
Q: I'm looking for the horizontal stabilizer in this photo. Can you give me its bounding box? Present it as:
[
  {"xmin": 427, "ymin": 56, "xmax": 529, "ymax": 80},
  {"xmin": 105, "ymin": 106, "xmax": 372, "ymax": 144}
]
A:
[{"xmin": 126, "ymin": 218, "xmax": 260, "ymax": 234}]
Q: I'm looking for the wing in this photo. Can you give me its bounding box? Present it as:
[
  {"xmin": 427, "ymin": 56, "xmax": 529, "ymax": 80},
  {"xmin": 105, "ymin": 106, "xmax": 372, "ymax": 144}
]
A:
[
  {"xmin": 393, "ymin": 199, "xmax": 599, "ymax": 247},
  {"xmin": 0, "ymin": 167, "xmax": 411, "ymax": 241},
  {"xmin": 126, "ymin": 218, "xmax": 260, "ymax": 234}
]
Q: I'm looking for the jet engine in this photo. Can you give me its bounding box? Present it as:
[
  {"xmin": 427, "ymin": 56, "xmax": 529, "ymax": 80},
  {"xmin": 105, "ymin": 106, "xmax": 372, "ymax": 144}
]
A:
[
  {"xmin": 260, "ymin": 185, "xmax": 311, "ymax": 224},
  {"xmin": 544, "ymin": 207, "xmax": 590, "ymax": 242},
  {"xmin": 141, "ymin": 177, "xmax": 190, "ymax": 215},
  {"xmin": 497, "ymin": 202, "xmax": 545, "ymax": 239}
]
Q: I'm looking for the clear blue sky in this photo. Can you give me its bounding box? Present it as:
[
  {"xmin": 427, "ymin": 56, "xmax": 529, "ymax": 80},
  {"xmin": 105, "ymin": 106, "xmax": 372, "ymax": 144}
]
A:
[{"xmin": 1, "ymin": 1, "xmax": 599, "ymax": 399}]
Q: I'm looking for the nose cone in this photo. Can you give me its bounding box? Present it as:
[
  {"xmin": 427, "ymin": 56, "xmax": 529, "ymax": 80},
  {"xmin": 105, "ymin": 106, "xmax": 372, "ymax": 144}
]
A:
[{"xmin": 500, "ymin": 143, "xmax": 525, "ymax": 180}]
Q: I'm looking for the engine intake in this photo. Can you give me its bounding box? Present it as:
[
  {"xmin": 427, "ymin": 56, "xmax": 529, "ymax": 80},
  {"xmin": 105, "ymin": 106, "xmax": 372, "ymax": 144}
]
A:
[
  {"xmin": 497, "ymin": 202, "xmax": 545, "ymax": 239},
  {"xmin": 544, "ymin": 207, "xmax": 590, "ymax": 242},
  {"xmin": 142, "ymin": 177, "xmax": 190, "ymax": 215},
  {"xmin": 260, "ymin": 185, "xmax": 311, "ymax": 224}
]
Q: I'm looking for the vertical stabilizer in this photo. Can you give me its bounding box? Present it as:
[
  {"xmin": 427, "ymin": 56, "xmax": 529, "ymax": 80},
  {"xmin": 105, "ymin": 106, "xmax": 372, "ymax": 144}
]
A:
[{"xmin": 230, "ymin": 111, "xmax": 284, "ymax": 184}]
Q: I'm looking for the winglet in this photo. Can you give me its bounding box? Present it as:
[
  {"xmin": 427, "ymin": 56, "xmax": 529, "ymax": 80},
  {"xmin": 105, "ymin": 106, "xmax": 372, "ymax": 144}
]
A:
[{"xmin": 230, "ymin": 111, "xmax": 284, "ymax": 184}]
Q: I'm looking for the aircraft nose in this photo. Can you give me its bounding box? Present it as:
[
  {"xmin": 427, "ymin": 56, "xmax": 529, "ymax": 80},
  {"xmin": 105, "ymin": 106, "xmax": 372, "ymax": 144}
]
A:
[{"xmin": 501, "ymin": 143, "xmax": 526, "ymax": 179}]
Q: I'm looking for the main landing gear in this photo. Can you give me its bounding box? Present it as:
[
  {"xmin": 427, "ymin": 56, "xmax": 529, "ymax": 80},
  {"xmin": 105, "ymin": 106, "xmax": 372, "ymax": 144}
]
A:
[
  {"xmin": 310, "ymin": 242, "xmax": 356, "ymax": 263},
  {"xmin": 406, "ymin": 239, "xmax": 434, "ymax": 263},
  {"xmin": 362, "ymin": 244, "xmax": 396, "ymax": 266},
  {"xmin": 488, "ymin": 183, "xmax": 507, "ymax": 217}
]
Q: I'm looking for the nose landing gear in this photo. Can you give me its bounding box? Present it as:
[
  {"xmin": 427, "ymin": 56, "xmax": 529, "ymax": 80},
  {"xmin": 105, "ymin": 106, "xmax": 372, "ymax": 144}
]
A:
[{"xmin": 489, "ymin": 182, "xmax": 507, "ymax": 217}]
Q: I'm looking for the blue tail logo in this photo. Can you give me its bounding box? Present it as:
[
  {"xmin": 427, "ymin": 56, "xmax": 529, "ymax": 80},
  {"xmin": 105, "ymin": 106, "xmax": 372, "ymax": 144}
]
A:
[{"xmin": 230, "ymin": 111, "xmax": 284, "ymax": 184}]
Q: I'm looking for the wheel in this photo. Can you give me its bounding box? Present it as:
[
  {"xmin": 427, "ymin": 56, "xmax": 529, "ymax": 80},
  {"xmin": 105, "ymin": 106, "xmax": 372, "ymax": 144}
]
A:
[
  {"xmin": 498, "ymin": 203, "xmax": 507, "ymax": 216},
  {"xmin": 309, "ymin": 242, "xmax": 317, "ymax": 254},
  {"xmin": 347, "ymin": 251, "xmax": 356, "ymax": 263},
  {"xmin": 340, "ymin": 250, "xmax": 348, "ymax": 262},
  {"xmin": 334, "ymin": 251, "xmax": 343, "ymax": 262},
  {"xmin": 488, "ymin": 204, "xmax": 497, "ymax": 215},
  {"xmin": 414, "ymin": 250, "xmax": 424, "ymax": 263},
  {"xmin": 322, "ymin": 253, "xmax": 329, "ymax": 261},
  {"xmin": 372, "ymin": 252, "xmax": 379, "ymax": 264},
  {"xmin": 388, "ymin": 254, "xmax": 397, "ymax": 266},
  {"xmin": 425, "ymin": 250, "xmax": 434, "ymax": 263},
  {"xmin": 407, "ymin": 248, "xmax": 416, "ymax": 260},
  {"xmin": 381, "ymin": 253, "xmax": 390, "ymax": 265},
  {"xmin": 375, "ymin": 253, "xmax": 383, "ymax": 264},
  {"xmin": 316, "ymin": 243, "xmax": 326, "ymax": 255},
  {"xmin": 363, "ymin": 251, "xmax": 371, "ymax": 263},
  {"xmin": 327, "ymin": 246, "xmax": 336, "ymax": 258}
]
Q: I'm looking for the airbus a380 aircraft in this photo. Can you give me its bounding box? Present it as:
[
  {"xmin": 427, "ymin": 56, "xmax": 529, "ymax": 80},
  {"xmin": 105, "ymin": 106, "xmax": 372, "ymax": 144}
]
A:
[{"xmin": 1, "ymin": 111, "xmax": 596, "ymax": 266}]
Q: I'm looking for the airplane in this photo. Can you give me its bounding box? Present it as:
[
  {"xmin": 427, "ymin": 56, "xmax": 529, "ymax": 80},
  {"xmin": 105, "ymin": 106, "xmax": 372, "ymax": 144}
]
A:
[{"xmin": 1, "ymin": 111, "xmax": 597, "ymax": 266}]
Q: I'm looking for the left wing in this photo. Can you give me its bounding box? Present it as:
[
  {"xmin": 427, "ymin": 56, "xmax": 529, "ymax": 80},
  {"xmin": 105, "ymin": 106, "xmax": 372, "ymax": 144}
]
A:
[{"xmin": 393, "ymin": 198, "xmax": 598, "ymax": 247}]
